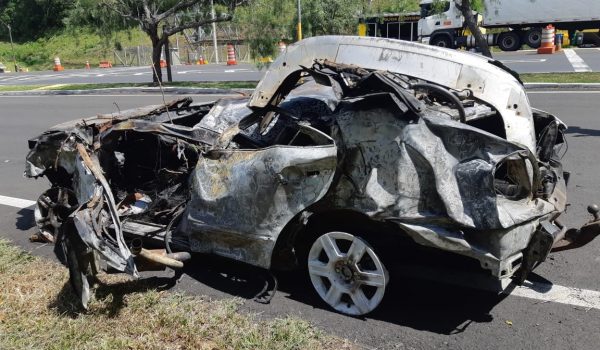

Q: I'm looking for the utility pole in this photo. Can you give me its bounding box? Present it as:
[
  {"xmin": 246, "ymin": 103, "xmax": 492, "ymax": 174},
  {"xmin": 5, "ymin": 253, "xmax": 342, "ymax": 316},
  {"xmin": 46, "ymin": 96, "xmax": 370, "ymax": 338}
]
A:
[
  {"xmin": 0, "ymin": 19, "xmax": 17, "ymax": 72},
  {"xmin": 211, "ymin": 0, "xmax": 219, "ymax": 63},
  {"xmin": 297, "ymin": 0, "xmax": 302, "ymax": 41}
]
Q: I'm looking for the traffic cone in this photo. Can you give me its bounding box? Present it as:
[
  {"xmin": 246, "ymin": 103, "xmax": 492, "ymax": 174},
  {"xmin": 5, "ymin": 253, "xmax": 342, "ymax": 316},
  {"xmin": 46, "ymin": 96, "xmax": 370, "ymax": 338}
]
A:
[
  {"xmin": 226, "ymin": 44, "xmax": 237, "ymax": 65},
  {"xmin": 85, "ymin": 61, "xmax": 91, "ymax": 69},
  {"xmin": 538, "ymin": 25, "xmax": 556, "ymax": 54},
  {"xmin": 53, "ymin": 57, "xmax": 64, "ymax": 71}
]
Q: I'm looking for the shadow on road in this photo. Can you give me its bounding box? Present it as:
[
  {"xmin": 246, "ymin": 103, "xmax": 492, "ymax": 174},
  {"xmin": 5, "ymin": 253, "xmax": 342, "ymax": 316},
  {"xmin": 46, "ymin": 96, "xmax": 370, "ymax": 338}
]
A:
[
  {"xmin": 173, "ymin": 250, "xmax": 510, "ymax": 335},
  {"xmin": 15, "ymin": 208, "xmax": 35, "ymax": 231},
  {"xmin": 565, "ymin": 126, "xmax": 600, "ymax": 137}
]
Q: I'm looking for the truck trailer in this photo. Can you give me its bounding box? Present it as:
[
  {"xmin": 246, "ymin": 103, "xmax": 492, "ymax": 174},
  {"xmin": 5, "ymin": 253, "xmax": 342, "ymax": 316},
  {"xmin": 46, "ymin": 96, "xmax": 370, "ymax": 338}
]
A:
[{"xmin": 419, "ymin": 0, "xmax": 600, "ymax": 51}]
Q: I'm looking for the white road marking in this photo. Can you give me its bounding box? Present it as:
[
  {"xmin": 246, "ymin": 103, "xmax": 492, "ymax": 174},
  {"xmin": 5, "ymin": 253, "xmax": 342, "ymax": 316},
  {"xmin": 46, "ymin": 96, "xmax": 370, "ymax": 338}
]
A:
[
  {"xmin": 500, "ymin": 59, "xmax": 547, "ymax": 63},
  {"xmin": 1, "ymin": 192, "xmax": 599, "ymax": 310},
  {"xmin": 564, "ymin": 48, "xmax": 592, "ymax": 72},
  {"xmin": 0, "ymin": 195, "xmax": 35, "ymax": 209},
  {"xmin": 509, "ymin": 281, "xmax": 600, "ymax": 310},
  {"xmin": 398, "ymin": 263, "xmax": 600, "ymax": 311}
]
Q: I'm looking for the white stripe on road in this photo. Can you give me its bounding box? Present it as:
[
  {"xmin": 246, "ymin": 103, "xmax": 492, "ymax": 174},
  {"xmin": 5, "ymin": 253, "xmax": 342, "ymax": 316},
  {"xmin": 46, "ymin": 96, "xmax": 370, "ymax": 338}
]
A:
[
  {"xmin": 1, "ymin": 193, "xmax": 599, "ymax": 310},
  {"xmin": 0, "ymin": 195, "xmax": 35, "ymax": 209},
  {"xmin": 500, "ymin": 59, "xmax": 547, "ymax": 63},
  {"xmin": 398, "ymin": 262, "xmax": 600, "ymax": 311},
  {"xmin": 564, "ymin": 48, "xmax": 592, "ymax": 72},
  {"xmin": 509, "ymin": 281, "xmax": 600, "ymax": 310}
]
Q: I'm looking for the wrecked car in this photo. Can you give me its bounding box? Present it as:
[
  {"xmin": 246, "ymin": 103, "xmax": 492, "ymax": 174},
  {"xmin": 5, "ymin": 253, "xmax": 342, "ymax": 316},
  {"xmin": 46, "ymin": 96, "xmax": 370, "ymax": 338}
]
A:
[{"xmin": 25, "ymin": 36, "xmax": 600, "ymax": 316}]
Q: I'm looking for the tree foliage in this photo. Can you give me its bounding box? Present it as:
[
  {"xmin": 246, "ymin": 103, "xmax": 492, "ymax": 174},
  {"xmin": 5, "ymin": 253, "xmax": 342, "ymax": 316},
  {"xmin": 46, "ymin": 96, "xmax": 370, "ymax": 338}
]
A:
[
  {"xmin": 68, "ymin": 0, "xmax": 244, "ymax": 83},
  {"xmin": 364, "ymin": 0, "xmax": 420, "ymax": 14},
  {"xmin": 0, "ymin": 0, "xmax": 76, "ymax": 41},
  {"xmin": 237, "ymin": 0, "xmax": 420, "ymax": 60}
]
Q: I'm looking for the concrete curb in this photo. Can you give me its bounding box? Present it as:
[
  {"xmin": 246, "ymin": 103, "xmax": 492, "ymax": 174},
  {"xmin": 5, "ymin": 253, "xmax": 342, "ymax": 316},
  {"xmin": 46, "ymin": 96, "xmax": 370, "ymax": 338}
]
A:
[
  {"xmin": 0, "ymin": 87, "xmax": 256, "ymax": 96},
  {"xmin": 524, "ymin": 83, "xmax": 600, "ymax": 90}
]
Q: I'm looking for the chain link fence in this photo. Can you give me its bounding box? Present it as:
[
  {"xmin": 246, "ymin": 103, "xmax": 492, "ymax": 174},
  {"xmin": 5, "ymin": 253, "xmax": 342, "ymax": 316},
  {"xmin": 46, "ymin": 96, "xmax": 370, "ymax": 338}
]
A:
[{"xmin": 113, "ymin": 44, "xmax": 252, "ymax": 67}]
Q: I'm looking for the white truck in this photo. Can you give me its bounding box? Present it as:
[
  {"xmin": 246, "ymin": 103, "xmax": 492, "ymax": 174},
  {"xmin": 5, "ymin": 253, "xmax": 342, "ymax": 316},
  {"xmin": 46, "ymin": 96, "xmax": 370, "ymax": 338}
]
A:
[{"xmin": 419, "ymin": 0, "xmax": 600, "ymax": 51}]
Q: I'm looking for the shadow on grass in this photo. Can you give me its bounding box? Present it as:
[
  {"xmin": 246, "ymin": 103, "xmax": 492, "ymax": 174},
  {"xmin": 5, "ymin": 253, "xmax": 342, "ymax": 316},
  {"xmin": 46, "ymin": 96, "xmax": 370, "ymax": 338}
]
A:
[
  {"xmin": 50, "ymin": 274, "xmax": 181, "ymax": 319},
  {"xmin": 47, "ymin": 244, "xmax": 531, "ymax": 335}
]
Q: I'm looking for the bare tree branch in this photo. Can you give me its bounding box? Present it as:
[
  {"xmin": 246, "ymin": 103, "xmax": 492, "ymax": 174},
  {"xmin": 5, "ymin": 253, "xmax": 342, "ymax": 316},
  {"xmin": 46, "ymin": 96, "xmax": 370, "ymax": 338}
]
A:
[
  {"xmin": 100, "ymin": 1, "xmax": 143, "ymax": 26},
  {"xmin": 163, "ymin": 13, "xmax": 232, "ymax": 37},
  {"xmin": 157, "ymin": 0, "xmax": 200, "ymax": 22}
]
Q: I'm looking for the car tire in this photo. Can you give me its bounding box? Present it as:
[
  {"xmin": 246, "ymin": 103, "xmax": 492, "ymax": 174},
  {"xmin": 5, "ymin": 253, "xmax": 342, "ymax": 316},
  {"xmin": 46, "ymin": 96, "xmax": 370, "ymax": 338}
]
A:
[
  {"xmin": 306, "ymin": 231, "xmax": 389, "ymax": 316},
  {"xmin": 498, "ymin": 31, "xmax": 522, "ymax": 51},
  {"xmin": 431, "ymin": 35, "xmax": 454, "ymax": 49},
  {"xmin": 524, "ymin": 28, "xmax": 542, "ymax": 49}
]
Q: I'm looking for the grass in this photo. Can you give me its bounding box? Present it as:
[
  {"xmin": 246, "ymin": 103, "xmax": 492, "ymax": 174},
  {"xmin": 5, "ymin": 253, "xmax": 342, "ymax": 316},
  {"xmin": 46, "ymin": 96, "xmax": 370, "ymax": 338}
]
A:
[
  {"xmin": 520, "ymin": 72, "xmax": 600, "ymax": 84},
  {"xmin": 0, "ymin": 28, "xmax": 151, "ymax": 71},
  {"xmin": 0, "ymin": 81, "xmax": 258, "ymax": 92},
  {"xmin": 0, "ymin": 240, "xmax": 353, "ymax": 350}
]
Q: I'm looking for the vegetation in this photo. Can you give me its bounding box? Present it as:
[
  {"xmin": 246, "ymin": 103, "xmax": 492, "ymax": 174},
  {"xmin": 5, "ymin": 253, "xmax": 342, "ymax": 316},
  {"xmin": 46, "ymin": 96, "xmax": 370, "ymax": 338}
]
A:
[
  {"xmin": 0, "ymin": 0, "xmax": 425, "ymax": 74},
  {"xmin": 520, "ymin": 72, "xmax": 600, "ymax": 84},
  {"xmin": 0, "ymin": 0, "xmax": 75, "ymax": 41},
  {"xmin": 0, "ymin": 239, "xmax": 353, "ymax": 349},
  {"xmin": 235, "ymin": 0, "xmax": 421, "ymax": 60},
  {"xmin": 0, "ymin": 28, "xmax": 150, "ymax": 71},
  {"xmin": 67, "ymin": 1, "xmax": 246, "ymax": 83}
]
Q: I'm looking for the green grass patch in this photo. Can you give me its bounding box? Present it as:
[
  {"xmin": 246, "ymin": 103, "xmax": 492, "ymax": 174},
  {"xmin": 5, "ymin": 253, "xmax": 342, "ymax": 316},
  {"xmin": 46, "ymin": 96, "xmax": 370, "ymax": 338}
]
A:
[
  {"xmin": 0, "ymin": 85, "xmax": 46, "ymax": 91},
  {"xmin": 0, "ymin": 239, "xmax": 353, "ymax": 350},
  {"xmin": 0, "ymin": 28, "xmax": 150, "ymax": 71},
  {"xmin": 520, "ymin": 72, "xmax": 600, "ymax": 84},
  {"xmin": 0, "ymin": 81, "xmax": 258, "ymax": 92}
]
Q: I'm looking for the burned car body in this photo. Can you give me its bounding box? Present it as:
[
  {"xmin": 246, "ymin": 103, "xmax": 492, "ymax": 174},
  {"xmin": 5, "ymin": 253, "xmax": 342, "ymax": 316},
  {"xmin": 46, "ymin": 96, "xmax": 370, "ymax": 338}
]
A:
[{"xmin": 25, "ymin": 36, "xmax": 599, "ymax": 316}]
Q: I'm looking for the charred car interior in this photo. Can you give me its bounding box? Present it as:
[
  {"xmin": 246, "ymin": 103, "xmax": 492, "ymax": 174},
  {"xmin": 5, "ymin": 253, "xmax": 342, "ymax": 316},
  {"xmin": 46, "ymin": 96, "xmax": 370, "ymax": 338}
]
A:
[{"xmin": 25, "ymin": 36, "xmax": 600, "ymax": 316}]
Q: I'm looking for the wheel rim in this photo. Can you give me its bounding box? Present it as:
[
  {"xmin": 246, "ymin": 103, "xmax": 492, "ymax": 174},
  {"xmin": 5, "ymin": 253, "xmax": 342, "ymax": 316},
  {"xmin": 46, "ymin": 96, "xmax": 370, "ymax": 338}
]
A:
[
  {"xmin": 308, "ymin": 231, "xmax": 388, "ymax": 316},
  {"xmin": 502, "ymin": 37, "xmax": 515, "ymax": 48}
]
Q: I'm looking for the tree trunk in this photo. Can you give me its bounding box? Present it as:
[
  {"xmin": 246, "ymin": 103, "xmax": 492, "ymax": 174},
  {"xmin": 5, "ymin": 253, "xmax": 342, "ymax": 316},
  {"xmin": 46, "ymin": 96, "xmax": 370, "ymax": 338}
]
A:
[
  {"xmin": 456, "ymin": 1, "xmax": 493, "ymax": 58},
  {"xmin": 151, "ymin": 39, "xmax": 163, "ymax": 84}
]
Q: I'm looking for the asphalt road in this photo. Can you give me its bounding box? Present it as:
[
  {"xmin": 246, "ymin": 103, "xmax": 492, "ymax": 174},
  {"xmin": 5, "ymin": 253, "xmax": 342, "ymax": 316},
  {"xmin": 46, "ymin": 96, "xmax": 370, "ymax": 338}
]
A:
[
  {"xmin": 0, "ymin": 64, "xmax": 264, "ymax": 85},
  {"xmin": 0, "ymin": 48, "xmax": 598, "ymax": 87},
  {"xmin": 1, "ymin": 92, "xmax": 600, "ymax": 349},
  {"xmin": 493, "ymin": 48, "xmax": 600, "ymax": 73}
]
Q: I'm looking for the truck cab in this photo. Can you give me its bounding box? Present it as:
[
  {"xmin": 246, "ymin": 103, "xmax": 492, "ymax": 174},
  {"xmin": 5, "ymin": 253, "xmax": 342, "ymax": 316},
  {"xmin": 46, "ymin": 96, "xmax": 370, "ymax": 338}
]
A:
[{"xmin": 418, "ymin": 0, "xmax": 463, "ymax": 47}]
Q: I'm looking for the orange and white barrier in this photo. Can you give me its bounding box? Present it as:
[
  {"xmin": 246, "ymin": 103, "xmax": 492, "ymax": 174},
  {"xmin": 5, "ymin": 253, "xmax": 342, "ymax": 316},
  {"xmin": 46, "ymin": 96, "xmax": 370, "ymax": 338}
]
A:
[
  {"xmin": 53, "ymin": 57, "xmax": 64, "ymax": 71},
  {"xmin": 226, "ymin": 44, "xmax": 237, "ymax": 65},
  {"xmin": 538, "ymin": 25, "xmax": 556, "ymax": 54},
  {"xmin": 99, "ymin": 61, "xmax": 112, "ymax": 68}
]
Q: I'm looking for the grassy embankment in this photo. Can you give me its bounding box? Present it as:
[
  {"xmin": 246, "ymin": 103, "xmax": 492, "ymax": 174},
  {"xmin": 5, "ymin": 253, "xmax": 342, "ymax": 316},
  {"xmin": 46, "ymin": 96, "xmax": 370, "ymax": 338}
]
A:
[
  {"xmin": 0, "ymin": 240, "xmax": 353, "ymax": 350},
  {"xmin": 0, "ymin": 28, "xmax": 150, "ymax": 71}
]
